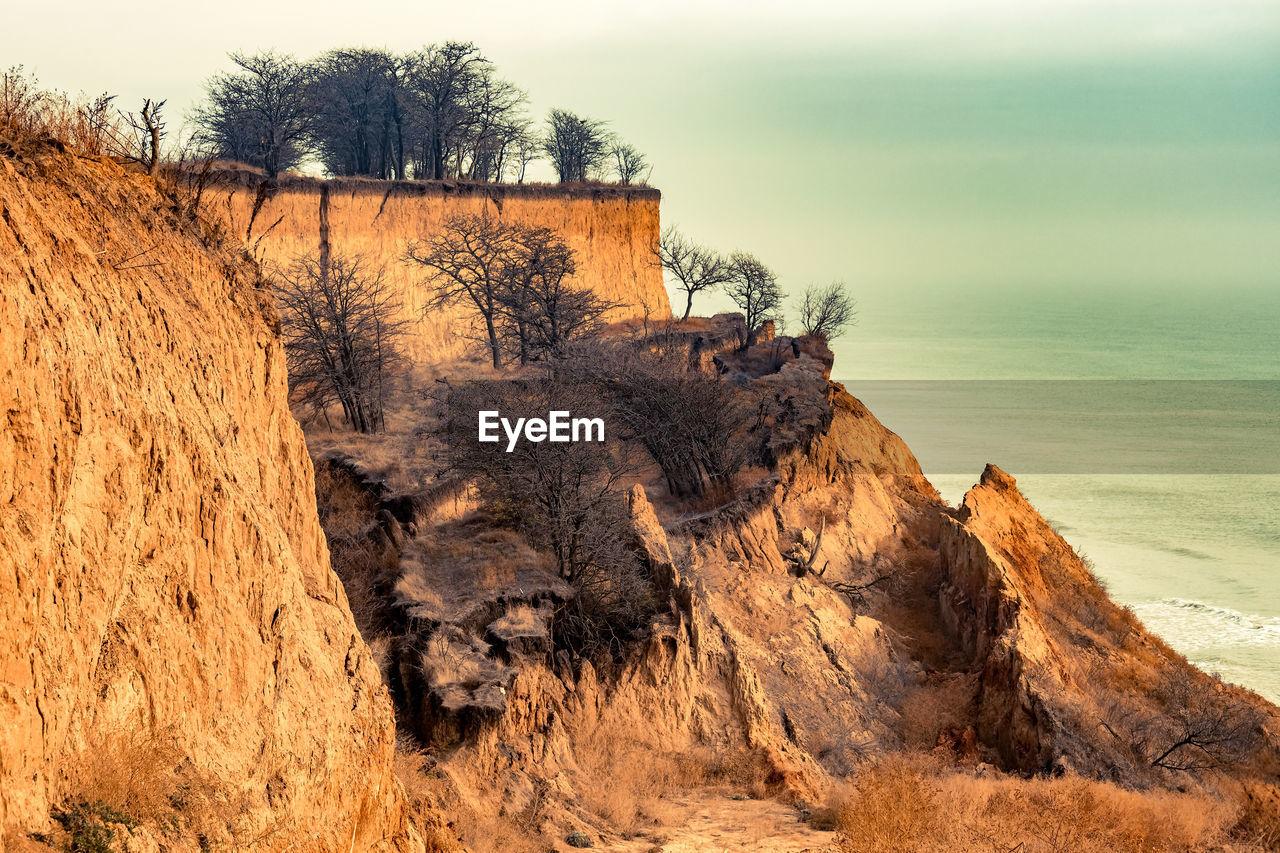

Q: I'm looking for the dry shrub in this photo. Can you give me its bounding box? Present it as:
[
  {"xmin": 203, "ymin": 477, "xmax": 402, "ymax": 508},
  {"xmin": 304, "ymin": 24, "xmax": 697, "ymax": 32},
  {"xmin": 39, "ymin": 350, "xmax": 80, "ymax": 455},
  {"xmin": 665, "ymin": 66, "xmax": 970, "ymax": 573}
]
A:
[
  {"xmin": 62, "ymin": 724, "xmax": 184, "ymax": 823},
  {"xmin": 833, "ymin": 754, "xmax": 1237, "ymax": 853},
  {"xmin": 57, "ymin": 722, "xmax": 244, "ymax": 848},
  {"xmin": 1, "ymin": 67, "xmax": 130, "ymax": 156},
  {"xmin": 392, "ymin": 743, "xmax": 541, "ymax": 853},
  {"xmin": 897, "ymin": 674, "xmax": 976, "ymax": 750},
  {"xmin": 573, "ymin": 725, "xmax": 753, "ymax": 836},
  {"xmin": 328, "ymin": 533, "xmax": 399, "ymax": 635},
  {"xmin": 1232, "ymin": 782, "xmax": 1280, "ymax": 849},
  {"xmin": 834, "ymin": 755, "xmax": 943, "ymax": 853},
  {"xmin": 314, "ymin": 463, "xmax": 379, "ymax": 536},
  {"xmin": 576, "ymin": 736, "xmax": 685, "ymax": 835},
  {"xmin": 314, "ymin": 462, "xmax": 399, "ymax": 637},
  {"xmin": 392, "ymin": 746, "xmax": 466, "ymax": 852}
]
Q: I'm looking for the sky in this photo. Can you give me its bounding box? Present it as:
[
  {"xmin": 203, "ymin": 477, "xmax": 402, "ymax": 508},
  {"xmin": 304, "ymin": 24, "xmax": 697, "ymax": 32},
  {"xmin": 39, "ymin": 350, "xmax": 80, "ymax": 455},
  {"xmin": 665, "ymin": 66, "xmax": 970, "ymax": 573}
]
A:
[{"xmin": 5, "ymin": 0, "xmax": 1279, "ymax": 378}]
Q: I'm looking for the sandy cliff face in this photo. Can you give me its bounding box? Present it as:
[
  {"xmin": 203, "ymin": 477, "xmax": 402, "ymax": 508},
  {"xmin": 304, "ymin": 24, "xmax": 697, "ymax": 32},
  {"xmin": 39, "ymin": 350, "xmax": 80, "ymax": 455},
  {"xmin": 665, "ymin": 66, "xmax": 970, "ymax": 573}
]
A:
[
  {"xmin": 363, "ymin": 346, "xmax": 1276, "ymax": 842},
  {"xmin": 0, "ymin": 141, "xmax": 415, "ymax": 849},
  {"xmin": 378, "ymin": 357, "xmax": 951, "ymax": 832},
  {"xmin": 214, "ymin": 176, "xmax": 669, "ymax": 364}
]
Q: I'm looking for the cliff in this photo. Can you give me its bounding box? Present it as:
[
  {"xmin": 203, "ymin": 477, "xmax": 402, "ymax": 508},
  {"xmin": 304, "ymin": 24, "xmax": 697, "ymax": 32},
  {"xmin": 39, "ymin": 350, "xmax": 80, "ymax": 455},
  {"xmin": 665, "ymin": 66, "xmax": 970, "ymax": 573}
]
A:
[
  {"xmin": 0, "ymin": 140, "xmax": 416, "ymax": 850},
  {"xmin": 213, "ymin": 173, "xmax": 670, "ymax": 365},
  {"xmin": 327, "ymin": 329, "xmax": 1278, "ymax": 846}
]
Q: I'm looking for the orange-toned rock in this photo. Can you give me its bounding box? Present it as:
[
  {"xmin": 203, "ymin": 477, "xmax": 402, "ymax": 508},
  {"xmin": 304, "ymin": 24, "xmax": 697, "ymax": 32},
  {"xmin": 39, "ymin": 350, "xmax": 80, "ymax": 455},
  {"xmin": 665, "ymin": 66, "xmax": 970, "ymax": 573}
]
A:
[
  {"xmin": 0, "ymin": 144, "xmax": 416, "ymax": 850},
  {"xmin": 214, "ymin": 174, "xmax": 671, "ymax": 366}
]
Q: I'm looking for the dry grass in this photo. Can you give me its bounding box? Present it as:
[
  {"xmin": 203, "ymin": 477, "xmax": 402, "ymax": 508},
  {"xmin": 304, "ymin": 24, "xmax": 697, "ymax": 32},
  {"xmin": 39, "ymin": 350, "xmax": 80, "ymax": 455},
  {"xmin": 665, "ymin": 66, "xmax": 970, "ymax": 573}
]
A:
[
  {"xmin": 897, "ymin": 673, "xmax": 978, "ymax": 751},
  {"xmin": 572, "ymin": 721, "xmax": 773, "ymax": 838},
  {"xmin": 832, "ymin": 754, "xmax": 1253, "ymax": 853},
  {"xmin": 1, "ymin": 67, "xmax": 129, "ymax": 157},
  {"xmin": 394, "ymin": 515, "xmax": 557, "ymax": 624},
  {"xmin": 54, "ymin": 721, "xmax": 246, "ymax": 849},
  {"xmin": 392, "ymin": 743, "xmax": 544, "ymax": 853}
]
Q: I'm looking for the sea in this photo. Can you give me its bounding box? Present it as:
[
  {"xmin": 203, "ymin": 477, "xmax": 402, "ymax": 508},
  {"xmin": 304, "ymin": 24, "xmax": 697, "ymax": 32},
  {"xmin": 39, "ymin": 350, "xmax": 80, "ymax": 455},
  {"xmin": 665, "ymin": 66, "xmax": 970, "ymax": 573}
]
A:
[{"xmin": 830, "ymin": 284, "xmax": 1280, "ymax": 702}]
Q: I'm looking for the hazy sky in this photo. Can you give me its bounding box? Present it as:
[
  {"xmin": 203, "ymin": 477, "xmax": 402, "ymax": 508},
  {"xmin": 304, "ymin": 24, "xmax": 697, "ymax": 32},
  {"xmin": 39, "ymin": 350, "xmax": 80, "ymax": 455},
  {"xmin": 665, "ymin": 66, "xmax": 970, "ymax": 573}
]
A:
[{"xmin": 6, "ymin": 0, "xmax": 1278, "ymax": 377}]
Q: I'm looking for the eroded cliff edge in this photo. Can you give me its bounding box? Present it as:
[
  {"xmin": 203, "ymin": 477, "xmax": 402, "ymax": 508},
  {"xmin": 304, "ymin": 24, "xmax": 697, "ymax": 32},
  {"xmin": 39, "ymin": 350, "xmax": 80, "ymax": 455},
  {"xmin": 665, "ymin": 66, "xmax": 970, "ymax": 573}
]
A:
[
  {"xmin": 342, "ymin": 326, "xmax": 1278, "ymax": 845},
  {"xmin": 0, "ymin": 141, "xmax": 416, "ymax": 850}
]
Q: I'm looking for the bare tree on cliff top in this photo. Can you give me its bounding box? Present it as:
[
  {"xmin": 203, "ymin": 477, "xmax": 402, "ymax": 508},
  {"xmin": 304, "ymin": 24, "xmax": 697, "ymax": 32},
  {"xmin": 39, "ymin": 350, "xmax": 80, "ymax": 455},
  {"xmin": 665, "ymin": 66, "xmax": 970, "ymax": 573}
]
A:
[
  {"xmin": 656, "ymin": 226, "xmax": 733, "ymax": 321},
  {"xmin": 725, "ymin": 251, "xmax": 782, "ymax": 347},
  {"xmin": 797, "ymin": 281, "xmax": 857, "ymax": 342},
  {"xmin": 542, "ymin": 108, "xmax": 610, "ymax": 183},
  {"xmin": 454, "ymin": 65, "xmax": 530, "ymax": 181},
  {"xmin": 192, "ymin": 51, "xmax": 312, "ymax": 177},
  {"xmin": 403, "ymin": 41, "xmax": 489, "ymax": 180},
  {"xmin": 408, "ymin": 215, "xmax": 613, "ymax": 367},
  {"xmin": 275, "ymin": 253, "xmax": 406, "ymax": 433},
  {"xmin": 610, "ymin": 140, "xmax": 648, "ymax": 185}
]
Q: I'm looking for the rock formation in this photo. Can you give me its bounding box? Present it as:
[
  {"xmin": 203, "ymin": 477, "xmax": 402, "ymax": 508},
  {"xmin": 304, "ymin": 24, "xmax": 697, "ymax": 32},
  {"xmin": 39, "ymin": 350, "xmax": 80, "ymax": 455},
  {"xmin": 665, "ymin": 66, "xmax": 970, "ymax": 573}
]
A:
[{"xmin": 0, "ymin": 140, "xmax": 417, "ymax": 850}]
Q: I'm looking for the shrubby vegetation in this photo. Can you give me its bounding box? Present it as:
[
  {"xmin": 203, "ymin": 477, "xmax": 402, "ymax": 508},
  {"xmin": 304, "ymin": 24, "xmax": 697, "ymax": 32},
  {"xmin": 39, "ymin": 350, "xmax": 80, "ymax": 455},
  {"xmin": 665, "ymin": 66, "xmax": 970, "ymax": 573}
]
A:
[
  {"xmin": 569, "ymin": 341, "xmax": 757, "ymax": 499},
  {"xmin": 2, "ymin": 66, "xmax": 169, "ymax": 172},
  {"xmin": 439, "ymin": 375, "xmax": 656, "ymax": 660}
]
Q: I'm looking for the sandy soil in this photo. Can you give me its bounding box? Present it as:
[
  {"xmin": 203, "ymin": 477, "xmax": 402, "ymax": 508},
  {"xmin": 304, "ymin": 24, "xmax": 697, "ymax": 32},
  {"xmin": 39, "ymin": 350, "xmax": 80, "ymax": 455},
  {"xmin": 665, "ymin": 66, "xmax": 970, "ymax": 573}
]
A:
[{"xmin": 589, "ymin": 796, "xmax": 838, "ymax": 853}]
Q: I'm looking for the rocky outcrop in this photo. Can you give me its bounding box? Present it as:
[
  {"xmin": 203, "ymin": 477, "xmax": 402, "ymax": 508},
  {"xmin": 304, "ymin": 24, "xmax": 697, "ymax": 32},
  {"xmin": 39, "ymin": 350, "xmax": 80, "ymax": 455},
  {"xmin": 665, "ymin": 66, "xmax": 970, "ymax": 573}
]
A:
[
  {"xmin": 213, "ymin": 173, "xmax": 671, "ymax": 364},
  {"xmin": 371, "ymin": 348, "xmax": 1278, "ymax": 837},
  {"xmin": 937, "ymin": 465, "xmax": 1074, "ymax": 772},
  {"xmin": 0, "ymin": 141, "xmax": 415, "ymax": 849},
  {"xmin": 375, "ymin": 359, "xmax": 947, "ymax": 829}
]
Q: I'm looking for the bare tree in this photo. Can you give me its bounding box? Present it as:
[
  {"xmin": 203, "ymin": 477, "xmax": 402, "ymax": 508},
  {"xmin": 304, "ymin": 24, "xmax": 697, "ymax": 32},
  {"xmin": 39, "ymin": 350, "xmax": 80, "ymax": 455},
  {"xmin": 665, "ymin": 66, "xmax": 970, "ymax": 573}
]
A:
[
  {"xmin": 510, "ymin": 127, "xmax": 540, "ymax": 183},
  {"xmin": 405, "ymin": 214, "xmax": 516, "ymax": 367},
  {"xmin": 797, "ymin": 281, "xmax": 856, "ymax": 341},
  {"xmin": 497, "ymin": 226, "xmax": 616, "ymax": 362},
  {"xmin": 403, "ymin": 41, "xmax": 490, "ymax": 180},
  {"xmin": 542, "ymin": 108, "xmax": 610, "ymax": 183},
  {"xmin": 609, "ymin": 140, "xmax": 648, "ymax": 185},
  {"xmin": 455, "ymin": 66, "xmax": 530, "ymax": 181},
  {"xmin": 192, "ymin": 51, "xmax": 312, "ymax": 177},
  {"xmin": 274, "ymin": 253, "xmax": 406, "ymax": 433},
  {"xmin": 574, "ymin": 343, "xmax": 756, "ymax": 499},
  {"xmin": 123, "ymin": 98, "xmax": 166, "ymax": 176},
  {"xmin": 1147, "ymin": 680, "xmax": 1263, "ymax": 771},
  {"xmin": 656, "ymin": 226, "xmax": 733, "ymax": 321},
  {"xmin": 408, "ymin": 216, "xmax": 610, "ymax": 367},
  {"xmin": 725, "ymin": 251, "xmax": 783, "ymax": 347},
  {"xmin": 440, "ymin": 377, "xmax": 655, "ymax": 659},
  {"xmin": 1102, "ymin": 677, "xmax": 1264, "ymax": 774}
]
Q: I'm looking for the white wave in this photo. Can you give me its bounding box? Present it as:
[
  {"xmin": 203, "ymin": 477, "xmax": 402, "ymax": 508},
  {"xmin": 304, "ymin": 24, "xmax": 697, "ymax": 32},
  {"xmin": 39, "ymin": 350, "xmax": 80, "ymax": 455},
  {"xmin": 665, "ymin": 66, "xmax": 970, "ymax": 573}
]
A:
[{"xmin": 1132, "ymin": 598, "xmax": 1280, "ymax": 651}]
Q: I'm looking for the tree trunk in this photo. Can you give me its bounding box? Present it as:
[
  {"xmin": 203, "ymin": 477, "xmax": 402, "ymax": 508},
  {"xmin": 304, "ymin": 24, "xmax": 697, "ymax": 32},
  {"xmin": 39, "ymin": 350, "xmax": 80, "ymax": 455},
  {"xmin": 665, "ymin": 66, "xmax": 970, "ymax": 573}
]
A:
[{"xmin": 485, "ymin": 315, "xmax": 501, "ymax": 368}]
